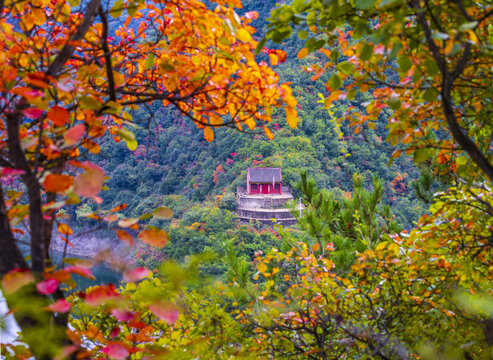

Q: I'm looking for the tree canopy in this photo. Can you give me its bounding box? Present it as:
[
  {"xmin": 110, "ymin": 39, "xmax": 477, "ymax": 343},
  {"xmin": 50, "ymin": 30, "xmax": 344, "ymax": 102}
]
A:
[{"xmin": 1, "ymin": 0, "xmax": 492, "ymax": 359}]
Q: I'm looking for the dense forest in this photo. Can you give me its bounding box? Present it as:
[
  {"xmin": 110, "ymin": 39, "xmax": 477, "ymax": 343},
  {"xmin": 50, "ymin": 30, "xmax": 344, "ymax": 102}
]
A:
[
  {"xmin": 0, "ymin": 0, "xmax": 491, "ymax": 359},
  {"xmin": 70, "ymin": 0, "xmax": 428, "ymax": 268}
]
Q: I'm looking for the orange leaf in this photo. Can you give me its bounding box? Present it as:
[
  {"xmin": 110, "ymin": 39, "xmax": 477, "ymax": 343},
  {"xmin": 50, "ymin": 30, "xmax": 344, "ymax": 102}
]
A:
[
  {"xmin": 264, "ymin": 127, "xmax": 274, "ymax": 140},
  {"xmin": 73, "ymin": 162, "xmax": 105, "ymax": 197},
  {"xmin": 111, "ymin": 204, "xmax": 128, "ymax": 212},
  {"xmin": 47, "ymin": 106, "xmax": 69, "ymax": 127},
  {"xmin": 44, "ymin": 174, "xmax": 73, "ymax": 193},
  {"xmin": 115, "ymin": 229, "xmax": 133, "ymax": 245},
  {"xmin": 204, "ymin": 126, "xmax": 214, "ymax": 142},
  {"xmin": 138, "ymin": 227, "xmax": 169, "ymax": 247},
  {"xmin": 64, "ymin": 124, "xmax": 85, "ymax": 146},
  {"xmin": 57, "ymin": 223, "xmax": 73, "ymax": 236},
  {"xmin": 297, "ymin": 48, "xmax": 309, "ymax": 59}
]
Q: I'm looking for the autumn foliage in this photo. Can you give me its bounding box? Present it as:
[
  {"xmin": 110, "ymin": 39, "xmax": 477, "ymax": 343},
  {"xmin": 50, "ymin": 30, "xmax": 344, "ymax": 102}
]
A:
[
  {"xmin": 0, "ymin": 0, "xmax": 297, "ymax": 357},
  {"xmin": 1, "ymin": 0, "xmax": 492, "ymax": 359}
]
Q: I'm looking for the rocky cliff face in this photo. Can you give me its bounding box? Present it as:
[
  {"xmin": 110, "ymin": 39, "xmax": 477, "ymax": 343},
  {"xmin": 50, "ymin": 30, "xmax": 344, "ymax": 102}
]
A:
[{"xmin": 50, "ymin": 234, "xmax": 136, "ymax": 261}]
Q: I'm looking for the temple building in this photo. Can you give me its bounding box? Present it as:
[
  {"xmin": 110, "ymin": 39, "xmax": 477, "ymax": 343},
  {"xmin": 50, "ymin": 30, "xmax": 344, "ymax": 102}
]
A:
[{"xmin": 237, "ymin": 167, "xmax": 299, "ymax": 226}]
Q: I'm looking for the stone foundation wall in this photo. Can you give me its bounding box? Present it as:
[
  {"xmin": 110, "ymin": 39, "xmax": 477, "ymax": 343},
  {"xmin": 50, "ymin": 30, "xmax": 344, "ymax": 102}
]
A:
[
  {"xmin": 237, "ymin": 195, "xmax": 293, "ymax": 209},
  {"xmin": 237, "ymin": 208, "xmax": 295, "ymax": 220},
  {"xmin": 238, "ymin": 217, "xmax": 298, "ymax": 226}
]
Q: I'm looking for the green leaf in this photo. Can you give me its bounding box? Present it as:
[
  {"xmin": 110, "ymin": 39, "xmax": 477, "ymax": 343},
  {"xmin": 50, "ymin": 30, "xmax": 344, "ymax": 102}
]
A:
[
  {"xmin": 298, "ymin": 30, "xmax": 308, "ymax": 40},
  {"xmin": 360, "ymin": 43, "xmax": 373, "ymax": 61},
  {"xmin": 255, "ymin": 38, "xmax": 267, "ymax": 55},
  {"xmin": 398, "ymin": 56, "xmax": 412, "ymax": 73},
  {"xmin": 355, "ymin": 0, "xmax": 376, "ymax": 10},
  {"xmin": 67, "ymin": 0, "xmax": 80, "ymax": 6},
  {"xmin": 338, "ymin": 61, "xmax": 354, "ymax": 75},
  {"xmin": 387, "ymin": 98, "xmax": 401, "ymax": 110},
  {"xmin": 329, "ymin": 73, "xmax": 342, "ymax": 89},
  {"xmin": 423, "ymin": 87, "xmax": 439, "ymax": 102},
  {"xmin": 115, "ymin": 127, "xmax": 138, "ymax": 151},
  {"xmin": 413, "ymin": 149, "xmax": 429, "ymax": 163},
  {"xmin": 127, "ymin": 2, "xmax": 137, "ymax": 17},
  {"xmin": 456, "ymin": 156, "xmax": 468, "ymax": 165},
  {"xmin": 109, "ymin": 0, "xmax": 124, "ymax": 18},
  {"xmin": 424, "ymin": 59, "xmax": 439, "ymax": 76},
  {"xmin": 79, "ymin": 96, "xmax": 101, "ymax": 110},
  {"xmin": 145, "ymin": 54, "xmax": 155, "ymax": 70},
  {"xmin": 459, "ymin": 21, "xmax": 478, "ymax": 31},
  {"xmin": 159, "ymin": 62, "xmax": 175, "ymax": 73}
]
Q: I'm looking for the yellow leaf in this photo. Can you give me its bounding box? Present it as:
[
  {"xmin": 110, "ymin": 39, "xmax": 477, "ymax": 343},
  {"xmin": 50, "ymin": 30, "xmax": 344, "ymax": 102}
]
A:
[
  {"xmin": 57, "ymin": 223, "xmax": 73, "ymax": 236},
  {"xmin": 444, "ymin": 38, "xmax": 454, "ymax": 54},
  {"xmin": 467, "ymin": 30, "xmax": 479, "ymax": 44},
  {"xmin": 285, "ymin": 107, "xmax": 298, "ymax": 129},
  {"xmin": 32, "ymin": 8, "xmax": 46, "ymax": 26},
  {"xmin": 376, "ymin": 242, "xmax": 387, "ymax": 251},
  {"xmin": 1, "ymin": 270, "xmax": 35, "ymax": 294},
  {"xmin": 264, "ymin": 127, "xmax": 274, "ymax": 140},
  {"xmin": 245, "ymin": 117, "xmax": 256, "ymax": 130},
  {"xmin": 268, "ymin": 53, "xmax": 279, "ymax": 66},
  {"xmin": 204, "ymin": 126, "xmax": 214, "ymax": 142},
  {"xmin": 153, "ymin": 206, "xmax": 173, "ymax": 219},
  {"xmin": 237, "ymin": 28, "xmax": 252, "ymax": 43},
  {"xmin": 257, "ymin": 262, "xmax": 267, "ymax": 273}
]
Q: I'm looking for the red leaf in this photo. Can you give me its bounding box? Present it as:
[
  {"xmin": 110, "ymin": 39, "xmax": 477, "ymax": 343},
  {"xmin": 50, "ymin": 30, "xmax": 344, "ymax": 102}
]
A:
[
  {"xmin": 102, "ymin": 342, "xmax": 129, "ymax": 360},
  {"xmin": 45, "ymin": 299, "xmax": 70, "ymax": 313},
  {"xmin": 36, "ymin": 279, "xmax": 58, "ymax": 295},
  {"xmin": 123, "ymin": 267, "xmax": 151, "ymax": 282},
  {"xmin": 85, "ymin": 284, "xmax": 120, "ymax": 307},
  {"xmin": 111, "ymin": 308, "xmax": 135, "ymax": 322},
  {"xmin": 65, "ymin": 266, "xmax": 95, "ymax": 280},
  {"xmin": 73, "ymin": 162, "xmax": 105, "ymax": 197},
  {"xmin": 64, "ymin": 124, "xmax": 85, "ymax": 146},
  {"xmin": 23, "ymin": 107, "xmax": 43, "ymax": 119},
  {"xmin": 47, "ymin": 106, "xmax": 69, "ymax": 126},
  {"xmin": 149, "ymin": 302, "xmax": 179, "ymax": 325}
]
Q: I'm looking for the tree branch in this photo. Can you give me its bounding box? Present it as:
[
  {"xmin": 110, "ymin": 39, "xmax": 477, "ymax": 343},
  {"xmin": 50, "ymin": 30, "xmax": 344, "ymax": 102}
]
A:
[
  {"xmin": 46, "ymin": 0, "xmax": 101, "ymax": 77},
  {"xmin": 99, "ymin": 6, "xmax": 116, "ymax": 101}
]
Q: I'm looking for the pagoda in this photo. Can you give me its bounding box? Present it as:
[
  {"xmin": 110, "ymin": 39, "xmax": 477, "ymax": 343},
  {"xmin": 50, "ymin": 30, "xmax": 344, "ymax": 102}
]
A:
[{"xmin": 236, "ymin": 167, "xmax": 298, "ymax": 226}]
